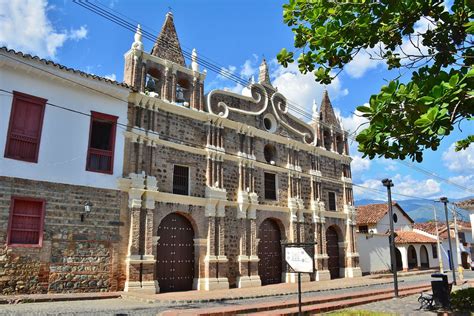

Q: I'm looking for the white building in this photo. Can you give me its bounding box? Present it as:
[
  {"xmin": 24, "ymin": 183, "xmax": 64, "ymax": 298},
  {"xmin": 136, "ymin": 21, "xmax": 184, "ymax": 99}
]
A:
[
  {"xmin": 356, "ymin": 202, "xmax": 439, "ymax": 274},
  {"xmin": 415, "ymin": 220, "xmax": 472, "ymax": 271},
  {"xmin": 0, "ymin": 47, "xmax": 131, "ymax": 294}
]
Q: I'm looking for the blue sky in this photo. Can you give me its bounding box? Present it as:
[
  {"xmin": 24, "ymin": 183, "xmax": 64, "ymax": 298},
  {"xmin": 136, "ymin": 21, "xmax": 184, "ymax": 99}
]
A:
[{"xmin": 1, "ymin": 0, "xmax": 473, "ymax": 202}]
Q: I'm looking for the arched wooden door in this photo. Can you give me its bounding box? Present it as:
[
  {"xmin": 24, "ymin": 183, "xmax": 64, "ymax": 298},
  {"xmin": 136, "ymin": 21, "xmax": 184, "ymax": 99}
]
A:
[
  {"xmin": 326, "ymin": 226, "xmax": 340, "ymax": 279},
  {"xmin": 258, "ymin": 219, "xmax": 282, "ymax": 285},
  {"xmin": 420, "ymin": 245, "xmax": 429, "ymax": 268},
  {"xmin": 156, "ymin": 213, "xmax": 194, "ymax": 292}
]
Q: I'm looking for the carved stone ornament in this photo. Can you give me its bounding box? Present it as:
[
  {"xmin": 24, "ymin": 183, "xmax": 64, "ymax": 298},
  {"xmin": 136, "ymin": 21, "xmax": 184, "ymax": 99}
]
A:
[{"xmin": 207, "ymin": 83, "xmax": 316, "ymax": 144}]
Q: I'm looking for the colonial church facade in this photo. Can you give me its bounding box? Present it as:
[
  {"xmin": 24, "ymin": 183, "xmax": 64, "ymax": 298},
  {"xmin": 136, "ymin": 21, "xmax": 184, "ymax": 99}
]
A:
[
  {"xmin": 0, "ymin": 12, "xmax": 360, "ymax": 295},
  {"xmin": 119, "ymin": 13, "xmax": 360, "ymax": 293}
]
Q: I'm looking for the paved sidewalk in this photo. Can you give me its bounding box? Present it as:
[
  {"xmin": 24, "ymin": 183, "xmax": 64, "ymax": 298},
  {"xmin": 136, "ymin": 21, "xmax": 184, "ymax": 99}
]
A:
[{"xmin": 122, "ymin": 276, "xmax": 393, "ymax": 303}]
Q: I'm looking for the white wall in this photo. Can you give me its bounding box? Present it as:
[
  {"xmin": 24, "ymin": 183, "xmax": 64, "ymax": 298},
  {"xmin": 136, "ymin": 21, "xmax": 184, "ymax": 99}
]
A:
[
  {"xmin": 357, "ymin": 233, "xmax": 391, "ymax": 274},
  {"xmin": 0, "ymin": 59, "xmax": 129, "ymax": 190},
  {"xmin": 375, "ymin": 205, "xmax": 412, "ymax": 233}
]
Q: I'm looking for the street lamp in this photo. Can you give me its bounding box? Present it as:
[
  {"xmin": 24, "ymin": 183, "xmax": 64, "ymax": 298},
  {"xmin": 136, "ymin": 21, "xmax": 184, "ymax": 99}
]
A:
[
  {"xmin": 440, "ymin": 197, "xmax": 456, "ymax": 285},
  {"xmin": 382, "ymin": 178, "xmax": 398, "ymax": 298}
]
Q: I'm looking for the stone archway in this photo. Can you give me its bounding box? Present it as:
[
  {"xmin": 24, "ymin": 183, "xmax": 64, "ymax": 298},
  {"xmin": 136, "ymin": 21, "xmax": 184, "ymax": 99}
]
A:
[
  {"xmin": 395, "ymin": 248, "xmax": 403, "ymax": 271},
  {"xmin": 156, "ymin": 213, "xmax": 195, "ymax": 292},
  {"xmin": 407, "ymin": 245, "xmax": 418, "ymax": 269},
  {"xmin": 258, "ymin": 218, "xmax": 283, "ymax": 285},
  {"xmin": 326, "ymin": 226, "xmax": 341, "ymax": 279},
  {"xmin": 420, "ymin": 245, "xmax": 429, "ymax": 269}
]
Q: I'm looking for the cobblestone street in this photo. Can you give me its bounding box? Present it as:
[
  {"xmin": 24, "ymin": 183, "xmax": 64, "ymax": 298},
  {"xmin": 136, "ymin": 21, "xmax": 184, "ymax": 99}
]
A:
[{"xmin": 0, "ymin": 272, "xmax": 471, "ymax": 315}]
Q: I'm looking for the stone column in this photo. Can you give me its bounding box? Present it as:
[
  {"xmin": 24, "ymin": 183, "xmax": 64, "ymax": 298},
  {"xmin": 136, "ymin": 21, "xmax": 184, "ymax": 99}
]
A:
[
  {"xmin": 125, "ymin": 207, "xmax": 142, "ymax": 291},
  {"xmin": 162, "ymin": 67, "xmax": 169, "ymax": 101},
  {"xmin": 170, "ymin": 70, "xmax": 177, "ymax": 103},
  {"xmin": 248, "ymin": 217, "xmax": 261, "ymax": 286}
]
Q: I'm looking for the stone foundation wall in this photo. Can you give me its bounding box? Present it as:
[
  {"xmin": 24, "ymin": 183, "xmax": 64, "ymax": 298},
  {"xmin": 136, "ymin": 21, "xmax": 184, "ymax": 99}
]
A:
[{"xmin": 0, "ymin": 177, "xmax": 126, "ymax": 294}]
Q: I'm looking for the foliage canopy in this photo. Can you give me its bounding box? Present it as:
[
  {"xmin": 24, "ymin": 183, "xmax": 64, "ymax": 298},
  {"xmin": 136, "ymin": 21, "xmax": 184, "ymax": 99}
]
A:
[{"xmin": 278, "ymin": 0, "xmax": 473, "ymax": 161}]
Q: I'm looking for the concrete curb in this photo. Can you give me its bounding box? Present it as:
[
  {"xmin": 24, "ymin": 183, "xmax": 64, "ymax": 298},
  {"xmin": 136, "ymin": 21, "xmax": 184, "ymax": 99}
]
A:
[{"xmin": 0, "ymin": 292, "xmax": 122, "ymax": 305}]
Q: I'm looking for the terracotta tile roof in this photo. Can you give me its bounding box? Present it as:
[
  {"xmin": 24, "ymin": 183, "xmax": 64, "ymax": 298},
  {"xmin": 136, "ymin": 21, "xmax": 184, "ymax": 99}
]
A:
[
  {"xmin": 455, "ymin": 198, "xmax": 474, "ymax": 210},
  {"xmin": 395, "ymin": 231, "xmax": 437, "ymax": 244},
  {"xmin": 413, "ymin": 222, "xmax": 446, "ymax": 235},
  {"xmin": 0, "ymin": 47, "xmax": 130, "ymax": 89},
  {"xmin": 356, "ymin": 202, "xmax": 414, "ymax": 225}
]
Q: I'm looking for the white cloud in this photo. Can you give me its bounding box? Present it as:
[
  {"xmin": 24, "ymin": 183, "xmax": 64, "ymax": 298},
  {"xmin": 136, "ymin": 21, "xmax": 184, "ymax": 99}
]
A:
[
  {"xmin": 442, "ymin": 143, "xmax": 474, "ymax": 172},
  {"xmin": 69, "ymin": 26, "xmax": 88, "ymax": 41},
  {"xmin": 354, "ymin": 174, "xmax": 441, "ymax": 201},
  {"xmin": 0, "ymin": 0, "xmax": 88, "ymax": 59},
  {"xmin": 351, "ymin": 155, "xmax": 371, "ymax": 173},
  {"xmin": 104, "ymin": 73, "xmax": 117, "ymax": 81},
  {"xmin": 345, "ymin": 47, "xmax": 385, "ymax": 78},
  {"xmin": 270, "ymin": 60, "xmax": 348, "ymax": 119}
]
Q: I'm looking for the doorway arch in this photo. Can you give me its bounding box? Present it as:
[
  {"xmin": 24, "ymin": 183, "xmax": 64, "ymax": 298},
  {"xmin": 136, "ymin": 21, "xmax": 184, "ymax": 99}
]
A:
[
  {"xmin": 420, "ymin": 245, "xmax": 429, "ymax": 268},
  {"xmin": 326, "ymin": 226, "xmax": 341, "ymax": 279},
  {"xmin": 258, "ymin": 218, "xmax": 283, "ymax": 285},
  {"xmin": 395, "ymin": 248, "xmax": 403, "ymax": 271},
  {"xmin": 407, "ymin": 245, "xmax": 418, "ymax": 269},
  {"xmin": 156, "ymin": 213, "xmax": 195, "ymax": 292}
]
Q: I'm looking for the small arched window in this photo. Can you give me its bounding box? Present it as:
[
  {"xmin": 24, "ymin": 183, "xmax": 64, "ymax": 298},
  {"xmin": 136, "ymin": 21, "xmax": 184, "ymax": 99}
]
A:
[{"xmin": 264, "ymin": 144, "xmax": 277, "ymax": 165}]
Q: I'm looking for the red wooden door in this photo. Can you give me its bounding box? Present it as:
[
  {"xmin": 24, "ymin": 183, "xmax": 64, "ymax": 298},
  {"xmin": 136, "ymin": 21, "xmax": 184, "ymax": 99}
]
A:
[
  {"xmin": 326, "ymin": 226, "xmax": 340, "ymax": 279},
  {"xmin": 258, "ymin": 219, "xmax": 282, "ymax": 285},
  {"xmin": 156, "ymin": 213, "xmax": 194, "ymax": 292}
]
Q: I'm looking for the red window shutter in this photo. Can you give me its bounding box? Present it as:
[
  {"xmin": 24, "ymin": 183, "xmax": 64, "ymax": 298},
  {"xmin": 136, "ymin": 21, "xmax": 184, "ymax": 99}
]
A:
[
  {"xmin": 8, "ymin": 197, "xmax": 46, "ymax": 247},
  {"xmin": 4, "ymin": 92, "xmax": 47, "ymax": 163},
  {"xmin": 86, "ymin": 111, "xmax": 118, "ymax": 174}
]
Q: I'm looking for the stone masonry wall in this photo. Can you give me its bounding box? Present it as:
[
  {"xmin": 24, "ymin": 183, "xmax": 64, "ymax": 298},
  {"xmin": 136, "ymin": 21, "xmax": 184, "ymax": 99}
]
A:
[{"xmin": 0, "ymin": 177, "xmax": 126, "ymax": 294}]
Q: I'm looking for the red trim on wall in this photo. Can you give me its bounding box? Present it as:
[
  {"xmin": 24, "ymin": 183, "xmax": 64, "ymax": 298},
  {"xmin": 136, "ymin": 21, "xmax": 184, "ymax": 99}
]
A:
[
  {"xmin": 85, "ymin": 111, "xmax": 118, "ymax": 174},
  {"xmin": 4, "ymin": 91, "xmax": 47, "ymax": 163},
  {"xmin": 7, "ymin": 196, "xmax": 46, "ymax": 248}
]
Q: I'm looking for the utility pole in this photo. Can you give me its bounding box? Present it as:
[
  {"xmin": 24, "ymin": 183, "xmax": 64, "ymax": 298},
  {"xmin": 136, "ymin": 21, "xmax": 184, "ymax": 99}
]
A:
[
  {"xmin": 451, "ymin": 205, "xmax": 463, "ymax": 281},
  {"xmin": 432, "ymin": 204, "xmax": 443, "ymax": 273},
  {"xmin": 440, "ymin": 197, "xmax": 456, "ymax": 285},
  {"xmin": 296, "ymin": 216, "xmax": 302, "ymax": 316},
  {"xmin": 382, "ymin": 178, "xmax": 398, "ymax": 298}
]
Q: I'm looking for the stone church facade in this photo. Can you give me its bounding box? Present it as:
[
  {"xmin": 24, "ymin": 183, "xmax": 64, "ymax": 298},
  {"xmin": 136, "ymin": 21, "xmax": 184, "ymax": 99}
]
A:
[{"xmin": 120, "ymin": 13, "xmax": 361, "ymax": 293}]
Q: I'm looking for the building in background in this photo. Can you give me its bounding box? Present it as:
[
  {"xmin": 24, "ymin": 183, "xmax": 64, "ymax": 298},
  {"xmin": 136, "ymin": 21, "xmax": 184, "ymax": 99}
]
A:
[
  {"xmin": 356, "ymin": 202, "xmax": 439, "ymax": 274},
  {"xmin": 0, "ymin": 47, "xmax": 130, "ymax": 294},
  {"xmin": 415, "ymin": 220, "xmax": 472, "ymax": 270},
  {"xmin": 119, "ymin": 12, "xmax": 360, "ymax": 293}
]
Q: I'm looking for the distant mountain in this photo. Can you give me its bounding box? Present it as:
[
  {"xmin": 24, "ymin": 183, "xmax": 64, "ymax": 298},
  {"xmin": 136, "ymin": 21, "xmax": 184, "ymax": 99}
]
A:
[{"xmin": 355, "ymin": 196, "xmax": 473, "ymax": 223}]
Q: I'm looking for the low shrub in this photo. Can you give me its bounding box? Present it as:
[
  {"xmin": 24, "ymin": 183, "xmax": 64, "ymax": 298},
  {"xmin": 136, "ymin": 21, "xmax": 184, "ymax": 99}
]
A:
[{"xmin": 450, "ymin": 288, "xmax": 474, "ymax": 312}]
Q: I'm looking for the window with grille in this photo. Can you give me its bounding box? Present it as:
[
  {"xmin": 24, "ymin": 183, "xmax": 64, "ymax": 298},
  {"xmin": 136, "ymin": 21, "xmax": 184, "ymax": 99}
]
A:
[
  {"xmin": 328, "ymin": 192, "xmax": 336, "ymax": 211},
  {"xmin": 264, "ymin": 172, "xmax": 277, "ymax": 200},
  {"xmin": 4, "ymin": 91, "xmax": 46, "ymax": 163},
  {"xmin": 173, "ymin": 165, "xmax": 189, "ymax": 195},
  {"xmin": 359, "ymin": 225, "xmax": 368, "ymax": 233},
  {"xmin": 86, "ymin": 111, "xmax": 117, "ymax": 174},
  {"xmin": 7, "ymin": 197, "xmax": 45, "ymax": 247},
  {"xmin": 432, "ymin": 244, "xmax": 438, "ymax": 259}
]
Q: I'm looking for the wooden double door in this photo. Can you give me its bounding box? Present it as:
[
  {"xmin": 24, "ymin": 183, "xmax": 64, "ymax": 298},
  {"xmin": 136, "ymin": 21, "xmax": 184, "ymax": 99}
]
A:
[
  {"xmin": 326, "ymin": 226, "xmax": 340, "ymax": 279},
  {"xmin": 156, "ymin": 213, "xmax": 195, "ymax": 292},
  {"xmin": 258, "ymin": 219, "xmax": 283, "ymax": 285}
]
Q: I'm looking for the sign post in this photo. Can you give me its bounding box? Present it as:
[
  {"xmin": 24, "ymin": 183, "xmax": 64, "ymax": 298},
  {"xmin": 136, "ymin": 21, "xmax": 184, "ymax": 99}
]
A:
[{"xmin": 282, "ymin": 241, "xmax": 316, "ymax": 315}]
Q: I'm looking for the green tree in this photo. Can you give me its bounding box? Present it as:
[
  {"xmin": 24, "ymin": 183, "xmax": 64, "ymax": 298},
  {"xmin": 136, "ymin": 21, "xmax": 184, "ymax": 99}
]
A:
[{"xmin": 278, "ymin": 0, "xmax": 473, "ymax": 162}]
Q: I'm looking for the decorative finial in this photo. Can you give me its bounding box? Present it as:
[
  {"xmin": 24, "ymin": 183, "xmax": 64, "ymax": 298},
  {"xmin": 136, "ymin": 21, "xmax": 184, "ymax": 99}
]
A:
[
  {"xmin": 312, "ymin": 99, "xmax": 319, "ymax": 121},
  {"xmin": 132, "ymin": 24, "xmax": 143, "ymax": 50},
  {"xmin": 250, "ymin": 75, "xmax": 255, "ymax": 84},
  {"xmin": 258, "ymin": 58, "xmax": 271, "ymax": 85},
  {"xmin": 191, "ymin": 48, "xmax": 199, "ymax": 72}
]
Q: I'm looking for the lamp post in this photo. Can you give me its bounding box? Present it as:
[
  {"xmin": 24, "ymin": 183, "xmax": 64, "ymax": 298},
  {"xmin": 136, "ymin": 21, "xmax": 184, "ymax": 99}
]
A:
[
  {"xmin": 440, "ymin": 197, "xmax": 456, "ymax": 285},
  {"xmin": 382, "ymin": 178, "xmax": 398, "ymax": 298}
]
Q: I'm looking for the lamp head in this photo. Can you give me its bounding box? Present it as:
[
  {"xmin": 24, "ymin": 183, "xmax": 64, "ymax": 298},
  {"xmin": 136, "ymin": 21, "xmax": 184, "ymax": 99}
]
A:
[
  {"xmin": 439, "ymin": 197, "xmax": 448, "ymax": 203},
  {"xmin": 381, "ymin": 178, "xmax": 393, "ymax": 187}
]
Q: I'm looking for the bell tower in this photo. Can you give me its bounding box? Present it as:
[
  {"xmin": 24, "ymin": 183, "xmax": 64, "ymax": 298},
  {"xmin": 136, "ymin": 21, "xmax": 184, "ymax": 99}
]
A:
[{"xmin": 123, "ymin": 12, "xmax": 206, "ymax": 110}]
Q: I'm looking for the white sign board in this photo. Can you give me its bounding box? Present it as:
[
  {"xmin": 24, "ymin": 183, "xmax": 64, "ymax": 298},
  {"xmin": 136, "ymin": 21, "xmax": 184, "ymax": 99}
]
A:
[{"xmin": 285, "ymin": 247, "xmax": 314, "ymax": 273}]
